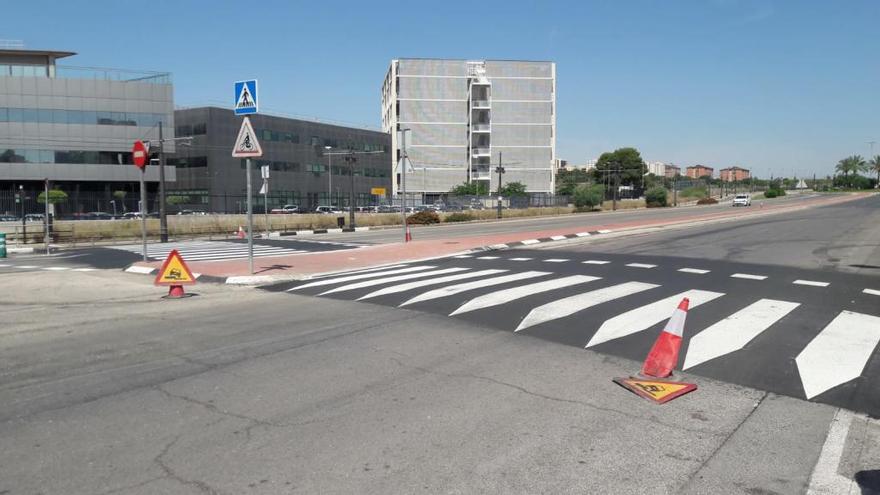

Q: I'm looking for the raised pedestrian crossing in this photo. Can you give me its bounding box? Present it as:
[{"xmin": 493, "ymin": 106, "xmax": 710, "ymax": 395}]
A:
[
  {"xmin": 107, "ymin": 239, "xmax": 354, "ymax": 262},
  {"xmin": 267, "ymin": 257, "xmax": 880, "ymax": 412}
]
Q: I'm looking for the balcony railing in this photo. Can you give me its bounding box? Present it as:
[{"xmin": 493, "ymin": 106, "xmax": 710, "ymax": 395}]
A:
[
  {"xmin": 471, "ymin": 100, "xmax": 490, "ymax": 109},
  {"xmin": 471, "ymin": 123, "xmax": 491, "ymax": 132}
]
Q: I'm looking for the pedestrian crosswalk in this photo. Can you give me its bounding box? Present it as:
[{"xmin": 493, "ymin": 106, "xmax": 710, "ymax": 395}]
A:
[
  {"xmin": 108, "ymin": 240, "xmax": 315, "ymax": 262},
  {"xmin": 271, "ymin": 259, "xmax": 880, "ymax": 407}
]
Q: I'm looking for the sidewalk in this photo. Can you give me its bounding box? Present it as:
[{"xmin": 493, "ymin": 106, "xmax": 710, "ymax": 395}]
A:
[{"xmin": 126, "ymin": 193, "xmax": 864, "ymax": 282}]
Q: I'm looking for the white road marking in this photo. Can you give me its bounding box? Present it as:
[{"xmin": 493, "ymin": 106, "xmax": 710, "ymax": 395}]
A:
[
  {"xmin": 489, "ymin": 244, "xmax": 509, "ymax": 250},
  {"xmin": 683, "ymin": 299, "xmax": 800, "ymax": 370},
  {"xmin": 796, "ymin": 310, "xmax": 880, "ymax": 399},
  {"xmin": 0, "ymin": 263, "xmax": 9, "ymax": 267},
  {"xmin": 806, "ymin": 409, "xmax": 859, "ymax": 494},
  {"xmin": 793, "ymin": 279, "xmax": 830, "ymax": 287},
  {"xmin": 357, "ymin": 269, "xmax": 508, "ymax": 300},
  {"xmin": 309, "ymin": 264, "xmax": 408, "ymax": 279},
  {"xmin": 731, "ymin": 273, "xmax": 767, "ymax": 280},
  {"xmin": 597, "ymin": 229, "xmax": 613, "ymax": 234},
  {"xmin": 586, "ymin": 290, "xmax": 725, "ymax": 348},
  {"xmin": 450, "ymin": 275, "xmax": 601, "ymax": 316},
  {"xmin": 521, "ymin": 239, "xmax": 540, "ymax": 245},
  {"xmin": 626, "ymin": 263, "xmax": 657, "ymax": 269},
  {"xmin": 72, "ymin": 268, "xmax": 96, "ymax": 272},
  {"xmin": 582, "ymin": 260, "xmax": 610, "ymax": 265},
  {"xmin": 516, "ymin": 282, "xmax": 659, "ymax": 333},
  {"xmin": 678, "ymin": 268, "xmax": 710, "ymax": 274},
  {"xmin": 509, "ymin": 257, "xmax": 532, "ymax": 261},
  {"xmin": 320, "ymin": 268, "xmax": 470, "ymax": 296},
  {"xmin": 15, "ymin": 265, "xmax": 37, "ymax": 269},
  {"xmin": 574, "ymin": 232, "xmax": 591, "ymax": 237},
  {"xmin": 543, "ymin": 258, "xmax": 569, "ymax": 263},
  {"xmin": 550, "ymin": 235, "xmax": 567, "ymax": 241},
  {"xmin": 125, "ymin": 265, "xmax": 155, "ymax": 274},
  {"xmin": 477, "ymin": 256, "xmax": 499, "ymax": 260},
  {"xmin": 864, "ymin": 288, "xmax": 880, "ymax": 297},
  {"xmin": 42, "ymin": 266, "xmax": 70, "ymax": 271},
  {"xmin": 289, "ymin": 265, "xmax": 436, "ymax": 291},
  {"xmin": 400, "ymin": 271, "xmax": 550, "ymax": 306},
  {"xmin": 453, "ymin": 255, "xmax": 473, "ymax": 259}
]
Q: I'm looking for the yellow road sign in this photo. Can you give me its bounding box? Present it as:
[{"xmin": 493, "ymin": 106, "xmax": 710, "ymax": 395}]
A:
[
  {"xmin": 613, "ymin": 376, "xmax": 697, "ymax": 404},
  {"xmin": 154, "ymin": 249, "xmax": 197, "ymax": 285},
  {"xmin": 371, "ymin": 187, "xmax": 386, "ymax": 195}
]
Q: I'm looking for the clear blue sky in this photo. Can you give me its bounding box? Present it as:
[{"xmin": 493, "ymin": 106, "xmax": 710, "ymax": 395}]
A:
[{"xmin": 7, "ymin": 0, "xmax": 879, "ymax": 178}]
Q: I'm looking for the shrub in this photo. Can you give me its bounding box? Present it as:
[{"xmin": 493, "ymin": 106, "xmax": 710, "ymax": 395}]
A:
[
  {"xmin": 764, "ymin": 189, "xmax": 778, "ymax": 198},
  {"xmin": 407, "ymin": 210, "xmax": 440, "ymax": 225},
  {"xmin": 573, "ymin": 184, "xmax": 605, "ymax": 209},
  {"xmin": 679, "ymin": 187, "xmax": 707, "ymax": 199},
  {"xmin": 696, "ymin": 197, "xmax": 718, "ymax": 205},
  {"xmin": 645, "ymin": 187, "xmax": 668, "ymax": 208},
  {"xmin": 444, "ymin": 212, "xmax": 476, "ymax": 223}
]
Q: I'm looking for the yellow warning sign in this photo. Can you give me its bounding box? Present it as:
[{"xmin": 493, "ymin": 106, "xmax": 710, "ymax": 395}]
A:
[
  {"xmin": 613, "ymin": 376, "xmax": 697, "ymax": 404},
  {"xmin": 154, "ymin": 249, "xmax": 197, "ymax": 286},
  {"xmin": 371, "ymin": 187, "xmax": 386, "ymax": 196}
]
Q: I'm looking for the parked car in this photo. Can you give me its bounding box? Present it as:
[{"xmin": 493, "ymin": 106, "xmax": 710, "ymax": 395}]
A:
[
  {"xmin": 24, "ymin": 213, "xmax": 45, "ymax": 222},
  {"xmin": 732, "ymin": 194, "xmax": 752, "ymax": 207},
  {"xmin": 314, "ymin": 206, "xmax": 342, "ymax": 215},
  {"xmin": 177, "ymin": 210, "xmax": 207, "ymax": 216},
  {"xmin": 123, "ymin": 212, "xmax": 145, "ymax": 219},
  {"xmin": 0, "ymin": 215, "xmax": 18, "ymax": 222},
  {"xmin": 271, "ymin": 204, "xmax": 300, "ymax": 214}
]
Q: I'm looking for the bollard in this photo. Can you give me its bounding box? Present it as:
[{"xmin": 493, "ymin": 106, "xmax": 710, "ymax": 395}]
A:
[{"xmin": 0, "ymin": 232, "xmax": 5, "ymax": 258}]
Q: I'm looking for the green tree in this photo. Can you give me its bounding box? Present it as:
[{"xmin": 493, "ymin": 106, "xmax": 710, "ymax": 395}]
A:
[
  {"xmin": 870, "ymin": 155, "xmax": 880, "ymax": 185},
  {"xmin": 645, "ymin": 187, "xmax": 668, "ymax": 207},
  {"xmin": 592, "ymin": 147, "xmax": 647, "ymax": 193},
  {"xmin": 555, "ymin": 168, "xmax": 592, "ymax": 195},
  {"xmin": 113, "ymin": 190, "xmax": 127, "ymax": 200},
  {"xmin": 572, "ymin": 184, "xmax": 605, "ymax": 210},
  {"xmin": 499, "ymin": 181, "xmax": 527, "ymax": 197},
  {"xmin": 449, "ymin": 182, "xmax": 489, "ymax": 196},
  {"xmin": 37, "ymin": 189, "xmax": 68, "ymax": 204},
  {"xmin": 835, "ymin": 155, "xmax": 867, "ymax": 187}
]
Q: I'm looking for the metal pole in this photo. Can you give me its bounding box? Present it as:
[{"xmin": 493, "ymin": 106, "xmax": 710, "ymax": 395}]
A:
[
  {"xmin": 158, "ymin": 121, "xmax": 168, "ymax": 243},
  {"xmin": 327, "ymin": 152, "xmax": 332, "ymax": 207},
  {"xmin": 496, "ymin": 152, "xmax": 503, "ymax": 219},
  {"xmin": 401, "ymin": 129, "xmax": 408, "ymax": 242},
  {"xmin": 246, "ymin": 158, "xmax": 254, "ymax": 274},
  {"xmin": 20, "ymin": 185, "xmax": 25, "ymax": 244},
  {"xmin": 264, "ymin": 182, "xmax": 269, "ymax": 238},
  {"xmin": 348, "ymin": 154, "xmax": 356, "ymax": 229},
  {"xmin": 44, "ymin": 178, "xmax": 49, "ymax": 255},
  {"xmin": 140, "ymin": 169, "xmax": 147, "ymax": 262}
]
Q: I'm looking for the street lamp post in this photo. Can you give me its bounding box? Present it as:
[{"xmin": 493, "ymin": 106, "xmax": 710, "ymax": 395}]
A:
[
  {"xmin": 495, "ymin": 152, "xmax": 505, "ymax": 219},
  {"xmin": 19, "ymin": 184, "xmax": 25, "ymax": 244},
  {"xmin": 325, "ymin": 145, "xmax": 333, "ymax": 207},
  {"xmin": 344, "ymin": 153, "xmax": 357, "ymax": 228}
]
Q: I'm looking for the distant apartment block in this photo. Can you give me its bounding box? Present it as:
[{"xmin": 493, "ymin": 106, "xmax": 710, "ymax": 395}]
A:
[
  {"xmin": 686, "ymin": 165, "xmax": 714, "ymax": 179},
  {"xmin": 382, "ymin": 58, "xmax": 556, "ymax": 197},
  {"xmin": 720, "ymin": 166, "xmax": 750, "ymax": 182},
  {"xmin": 665, "ymin": 164, "xmax": 681, "ymax": 178}
]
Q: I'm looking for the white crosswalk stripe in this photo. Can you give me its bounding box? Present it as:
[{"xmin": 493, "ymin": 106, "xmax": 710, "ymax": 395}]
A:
[
  {"xmin": 683, "ymin": 299, "xmax": 800, "ymax": 370},
  {"xmin": 400, "ymin": 271, "xmax": 551, "ymax": 307},
  {"xmin": 582, "ymin": 260, "xmax": 610, "ymax": 265},
  {"xmin": 450, "ymin": 275, "xmax": 601, "ymax": 316},
  {"xmin": 796, "ymin": 311, "xmax": 880, "ymax": 399},
  {"xmin": 678, "ymin": 268, "xmax": 710, "ymax": 274},
  {"xmin": 290, "ymin": 265, "xmax": 436, "ymax": 291},
  {"xmin": 516, "ymin": 282, "xmax": 659, "ymax": 333},
  {"xmin": 586, "ymin": 290, "xmax": 725, "ymax": 348},
  {"xmin": 731, "ymin": 273, "xmax": 767, "ymax": 280},
  {"xmin": 107, "ymin": 241, "xmax": 310, "ymax": 262},
  {"xmin": 320, "ymin": 268, "xmax": 470, "ymax": 296},
  {"xmin": 543, "ymin": 258, "xmax": 570, "ymax": 263},
  {"xmin": 357, "ymin": 269, "xmax": 508, "ymax": 301}
]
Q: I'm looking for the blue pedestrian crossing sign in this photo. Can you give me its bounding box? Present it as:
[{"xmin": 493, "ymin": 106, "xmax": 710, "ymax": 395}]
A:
[{"xmin": 233, "ymin": 79, "xmax": 258, "ymax": 115}]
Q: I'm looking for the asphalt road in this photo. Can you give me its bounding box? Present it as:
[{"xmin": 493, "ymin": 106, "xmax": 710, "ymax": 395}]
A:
[{"xmin": 2, "ymin": 270, "xmax": 878, "ymax": 494}]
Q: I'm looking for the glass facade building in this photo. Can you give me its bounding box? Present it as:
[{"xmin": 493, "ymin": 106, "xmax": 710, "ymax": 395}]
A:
[
  {"xmin": 0, "ymin": 48, "xmax": 175, "ymax": 215},
  {"xmin": 171, "ymin": 107, "xmax": 392, "ymax": 213},
  {"xmin": 382, "ymin": 59, "xmax": 556, "ymax": 196}
]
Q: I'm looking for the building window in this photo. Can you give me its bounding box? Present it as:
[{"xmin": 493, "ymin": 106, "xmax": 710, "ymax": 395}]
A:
[
  {"xmin": 192, "ymin": 123, "xmax": 207, "ymax": 135},
  {"xmin": 310, "ymin": 136, "xmax": 321, "ymax": 146}
]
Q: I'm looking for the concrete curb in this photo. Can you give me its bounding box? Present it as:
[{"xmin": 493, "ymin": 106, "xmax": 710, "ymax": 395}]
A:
[
  {"xmin": 269, "ymin": 226, "xmax": 370, "ymax": 238},
  {"xmin": 6, "ymin": 247, "xmax": 35, "ymax": 254},
  {"xmin": 123, "ymin": 264, "xmax": 304, "ymax": 286},
  {"xmin": 467, "ymin": 229, "xmax": 615, "ymax": 253}
]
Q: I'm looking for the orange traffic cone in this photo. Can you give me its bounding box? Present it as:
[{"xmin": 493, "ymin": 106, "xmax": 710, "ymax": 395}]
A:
[
  {"xmin": 237, "ymin": 225, "xmax": 246, "ymax": 239},
  {"xmin": 167, "ymin": 285, "xmax": 186, "ymax": 298},
  {"xmin": 641, "ymin": 298, "xmax": 689, "ymax": 378},
  {"xmin": 405, "ymin": 223, "xmax": 412, "ymax": 242}
]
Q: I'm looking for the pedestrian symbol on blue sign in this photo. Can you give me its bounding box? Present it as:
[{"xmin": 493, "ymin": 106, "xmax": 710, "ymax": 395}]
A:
[{"xmin": 233, "ymin": 80, "xmax": 258, "ymax": 115}]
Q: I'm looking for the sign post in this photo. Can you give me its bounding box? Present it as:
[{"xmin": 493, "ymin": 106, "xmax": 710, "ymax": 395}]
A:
[
  {"xmin": 232, "ymin": 116, "xmax": 263, "ymax": 274},
  {"xmin": 261, "ymin": 165, "xmax": 270, "ymax": 238},
  {"xmin": 132, "ymin": 140, "xmax": 149, "ymax": 262}
]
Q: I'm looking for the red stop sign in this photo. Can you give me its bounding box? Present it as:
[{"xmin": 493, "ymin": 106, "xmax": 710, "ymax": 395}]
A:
[{"xmin": 132, "ymin": 140, "xmax": 148, "ymax": 170}]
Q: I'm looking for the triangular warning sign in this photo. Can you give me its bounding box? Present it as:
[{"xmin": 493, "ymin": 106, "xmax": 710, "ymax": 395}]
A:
[
  {"xmin": 232, "ymin": 117, "xmax": 263, "ymax": 158},
  {"xmin": 154, "ymin": 249, "xmax": 197, "ymax": 286},
  {"xmin": 236, "ymin": 84, "xmax": 254, "ymax": 110},
  {"xmin": 613, "ymin": 376, "xmax": 696, "ymax": 404}
]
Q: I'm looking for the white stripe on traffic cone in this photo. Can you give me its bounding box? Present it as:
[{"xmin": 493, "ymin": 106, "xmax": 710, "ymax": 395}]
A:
[{"xmin": 641, "ymin": 297, "xmax": 689, "ymax": 378}]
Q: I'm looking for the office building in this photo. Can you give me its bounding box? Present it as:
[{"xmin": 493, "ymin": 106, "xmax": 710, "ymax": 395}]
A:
[
  {"xmin": 686, "ymin": 165, "xmax": 714, "ymax": 179},
  {"xmin": 381, "ymin": 58, "xmax": 556, "ymax": 198},
  {"xmin": 720, "ymin": 166, "xmax": 750, "ymax": 182},
  {"xmin": 172, "ymin": 107, "xmax": 392, "ymax": 213},
  {"xmin": 0, "ymin": 46, "xmax": 176, "ymax": 216}
]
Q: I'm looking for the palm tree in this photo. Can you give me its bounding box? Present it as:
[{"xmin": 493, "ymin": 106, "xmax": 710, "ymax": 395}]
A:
[
  {"xmin": 836, "ymin": 155, "xmax": 867, "ymax": 187},
  {"xmin": 870, "ymin": 155, "xmax": 880, "ymax": 186}
]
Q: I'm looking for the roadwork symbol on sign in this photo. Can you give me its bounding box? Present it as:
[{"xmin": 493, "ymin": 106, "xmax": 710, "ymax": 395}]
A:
[
  {"xmin": 233, "ymin": 79, "xmax": 258, "ymax": 115},
  {"xmin": 154, "ymin": 249, "xmax": 197, "ymax": 286},
  {"xmin": 232, "ymin": 116, "xmax": 263, "ymax": 158},
  {"xmin": 613, "ymin": 376, "xmax": 697, "ymax": 404}
]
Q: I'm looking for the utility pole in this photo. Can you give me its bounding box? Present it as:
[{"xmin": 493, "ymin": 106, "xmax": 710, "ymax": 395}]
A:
[
  {"xmin": 44, "ymin": 178, "xmax": 50, "ymax": 255},
  {"xmin": 246, "ymin": 158, "xmax": 253, "ymax": 274},
  {"xmin": 325, "ymin": 146, "xmax": 333, "ymax": 207},
  {"xmin": 400, "ymin": 129, "xmax": 410, "ymax": 242},
  {"xmin": 495, "ymin": 152, "xmax": 505, "ymax": 219},
  {"xmin": 158, "ymin": 121, "xmax": 168, "ymax": 243},
  {"xmin": 345, "ymin": 153, "xmax": 357, "ymax": 228}
]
